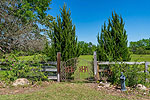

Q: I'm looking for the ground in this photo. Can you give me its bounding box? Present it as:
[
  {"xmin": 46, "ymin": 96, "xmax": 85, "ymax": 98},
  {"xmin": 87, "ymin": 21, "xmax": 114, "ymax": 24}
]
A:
[{"xmin": 0, "ymin": 82, "xmax": 150, "ymax": 100}]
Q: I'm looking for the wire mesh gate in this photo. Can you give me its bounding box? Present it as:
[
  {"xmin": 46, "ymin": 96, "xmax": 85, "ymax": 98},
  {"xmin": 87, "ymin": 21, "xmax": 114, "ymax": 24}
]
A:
[{"xmin": 60, "ymin": 58, "xmax": 94, "ymax": 82}]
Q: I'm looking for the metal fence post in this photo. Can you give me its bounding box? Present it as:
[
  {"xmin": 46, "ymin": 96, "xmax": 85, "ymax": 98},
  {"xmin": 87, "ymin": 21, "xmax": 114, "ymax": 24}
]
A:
[
  {"xmin": 94, "ymin": 51, "xmax": 98, "ymax": 81},
  {"xmin": 57, "ymin": 52, "xmax": 61, "ymax": 82},
  {"xmin": 145, "ymin": 62, "xmax": 149, "ymax": 82}
]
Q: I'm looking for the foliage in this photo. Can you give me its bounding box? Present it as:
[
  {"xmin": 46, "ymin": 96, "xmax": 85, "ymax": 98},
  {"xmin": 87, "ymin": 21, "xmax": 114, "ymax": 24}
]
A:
[
  {"xmin": 109, "ymin": 63, "xmax": 146, "ymax": 87},
  {"xmin": 14, "ymin": 33, "xmax": 47, "ymax": 53},
  {"xmin": 0, "ymin": 0, "xmax": 53, "ymax": 53},
  {"xmin": 97, "ymin": 53, "xmax": 149, "ymax": 87},
  {"xmin": 97, "ymin": 12, "xmax": 130, "ymax": 61},
  {"xmin": 43, "ymin": 40, "xmax": 55, "ymax": 60},
  {"xmin": 79, "ymin": 54, "xmax": 150, "ymax": 86},
  {"xmin": 0, "ymin": 54, "xmax": 47, "ymax": 83},
  {"xmin": 47, "ymin": 4, "xmax": 80, "ymax": 61},
  {"xmin": 130, "ymin": 38, "xmax": 150, "ymax": 54},
  {"xmin": 78, "ymin": 41, "xmax": 96, "ymax": 55}
]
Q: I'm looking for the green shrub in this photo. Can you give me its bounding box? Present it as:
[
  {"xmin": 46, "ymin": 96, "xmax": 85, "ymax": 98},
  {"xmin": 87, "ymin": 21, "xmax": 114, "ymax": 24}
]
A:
[
  {"xmin": 109, "ymin": 63, "xmax": 147, "ymax": 87},
  {"xmin": 1, "ymin": 54, "xmax": 47, "ymax": 83}
]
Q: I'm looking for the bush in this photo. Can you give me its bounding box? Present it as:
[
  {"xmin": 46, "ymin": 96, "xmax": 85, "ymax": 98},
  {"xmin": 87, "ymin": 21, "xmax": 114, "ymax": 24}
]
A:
[
  {"xmin": 0, "ymin": 54, "xmax": 47, "ymax": 83},
  {"xmin": 109, "ymin": 63, "xmax": 147, "ymax": 87}
]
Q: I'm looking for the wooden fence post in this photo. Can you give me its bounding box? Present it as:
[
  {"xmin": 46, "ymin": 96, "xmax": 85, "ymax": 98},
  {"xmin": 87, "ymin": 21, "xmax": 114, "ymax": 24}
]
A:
[
  {"xmin": 57, "ymin": 52, "xmax": 61, "ymax": 82},
  {"xmin": 145, "ymin": 62, "xmax": 149, "ymax": 82},
  {"xmin": 94, "ymin": 51, "xmax": 98, "ymax": 81}
]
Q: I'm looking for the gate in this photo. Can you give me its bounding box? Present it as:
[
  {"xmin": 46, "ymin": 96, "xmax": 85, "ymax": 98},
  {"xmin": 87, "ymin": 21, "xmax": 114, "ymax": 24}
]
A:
[{"xmin": 60, "ymin": 58, "xmax": 94, "ymax": 82}]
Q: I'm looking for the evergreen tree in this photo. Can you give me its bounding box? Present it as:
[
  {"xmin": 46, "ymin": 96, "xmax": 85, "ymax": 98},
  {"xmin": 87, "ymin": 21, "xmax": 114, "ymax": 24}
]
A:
[
  {"xmin": 48, "ymin": 4, "xmax": 80, "ymax": 61},
  {"xmin": 97, "ymin": 12, "xmax": 130, "ymax": 61}
]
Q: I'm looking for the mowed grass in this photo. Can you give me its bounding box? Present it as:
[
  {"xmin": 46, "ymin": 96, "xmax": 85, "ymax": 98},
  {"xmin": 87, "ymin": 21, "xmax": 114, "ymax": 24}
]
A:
[
  {"xmin": 17, "ymin": 54, "xmax": 43, "ymax": 61},
  {"xmin": 0, "ymin": 55, "xmax": 37, "ymax": 62},
  {"xmin": 79, "ymin": 55, "xmax": 93, "ymax": 61},
  {"xmin": 131, "ymin": 54, "xmax": 150, "ymax": 62},
  {"xmin": 17, "ymin": 55, "xmax": 35, "ymax": 61},
  {"xmin": 1, "ymin": 54, "xmax": 149, "ymax": 62},
  {"xmin": 79, "ymin": 54, "xmax": 150, "ymax": 62},
  {"xmin": 0, "ymin": 83, "xmax": 130, "ymax": 100}
]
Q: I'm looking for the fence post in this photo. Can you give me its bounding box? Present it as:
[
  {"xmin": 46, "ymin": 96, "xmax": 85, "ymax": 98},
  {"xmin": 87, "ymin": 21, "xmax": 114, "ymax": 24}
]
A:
[
  {"xmin": 57, "ymin": 52, "xmax": 61, "ymax": 82},
  {"xmin": 94, "ymin": 51, "xmax": 98, "ymax": 81},
  {"xmin": 145, "ymin": 62, "xmax": 149, "ymax": 82}
]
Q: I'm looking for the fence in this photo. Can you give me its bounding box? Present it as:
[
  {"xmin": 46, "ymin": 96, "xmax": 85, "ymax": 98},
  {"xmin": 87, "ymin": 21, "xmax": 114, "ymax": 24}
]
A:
[
  {"xmin": 0, "ymin": 51, "xmax": 150, "ymax": 82},
  {"xmin": 0, "ymin": 52, "xmax": 61, "ymax": 82},
  {"xmin": 93, "ymin": 51, "xmax": 150, "ymax": 81}
]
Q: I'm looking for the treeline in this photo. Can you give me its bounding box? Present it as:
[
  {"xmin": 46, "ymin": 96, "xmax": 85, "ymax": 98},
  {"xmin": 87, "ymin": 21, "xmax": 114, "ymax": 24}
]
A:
[
  {"xmin": 0, "ymin": 0, "xmax": 132, "ymax": 62},
  {"xmin": 78, "ymin": 41, "xmax": 96, "ymax": 55},
  {"xmin": 129, "ymin": 38, "xmax": 150, "ymax": 54}
]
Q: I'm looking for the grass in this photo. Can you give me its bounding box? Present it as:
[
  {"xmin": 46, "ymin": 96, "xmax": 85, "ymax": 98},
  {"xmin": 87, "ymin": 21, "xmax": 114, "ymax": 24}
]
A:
[
  {"xmin": 1, "ymin": 54, "xmax": 149, "ymax": 62},
  {"xmin": 131, "ymin": 54, "xmax": 150, "ymax": 62},
  {"xmin": 17, "ymin": 55, "xmax": 35, "ymax": 61},
  {"xmin": 74, "ymin": 56, "xmax": 94, "ymax": 80},
  {"xmin": 79, "ymin": 54, "xmax": 150, "ymax": 62},
  {"xmin": 0, "ymin": 83, "xmax": 133, "ymax": 100},
  {"xmin": 79, "ymin": 55, "xmax": 93, "ymax": 61},
  {"xmin": 17, "ymin": 54, "xmax": 44, "ymax": 61}
]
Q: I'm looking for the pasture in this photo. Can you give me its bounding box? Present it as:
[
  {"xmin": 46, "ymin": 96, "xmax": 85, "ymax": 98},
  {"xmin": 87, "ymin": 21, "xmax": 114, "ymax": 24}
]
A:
[
  {"xmin": 131, "ymin": 54, "xmax": 150, "ymax": 62},
  {"xmin": 79, "ymin": 54, "xmax": 150, "ymax": 62}
]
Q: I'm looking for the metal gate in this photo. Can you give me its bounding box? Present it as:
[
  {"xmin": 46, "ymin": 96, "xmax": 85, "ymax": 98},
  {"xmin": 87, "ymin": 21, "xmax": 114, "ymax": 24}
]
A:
[{"xmin": 60, "ymin": 57, "xmax": 94, "ymax": 82}]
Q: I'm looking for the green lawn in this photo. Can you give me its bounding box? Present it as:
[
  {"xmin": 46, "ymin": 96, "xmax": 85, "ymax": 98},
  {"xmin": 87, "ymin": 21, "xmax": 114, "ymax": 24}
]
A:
[
  {"xmin": 17, "ymin": 54, "xmax": 44, "ymax": 61},
  {"xmin": 1, "ymin": 54, "xmax": 150, "ymax": 62},
  {"xmin": 79, "ymin": 54, "xmax": 150, "ymax": 62},
  {"xmin": 79, "ymin": 55, "xmax": 93, "ymax": 61},
  {"xmin": 0, "ymin": 83, "xmax": 136, "ymax": 100},
  {"xmin": 131, "ymin": 54, "xmax": 150, "ymax": 62},
  {"xmin": 0, "ymin": 55, "xmax": 36, "ymax": 62},
  {"xmin": 17, "ymin": 55, "xmax": 35, "ymax": 61}
]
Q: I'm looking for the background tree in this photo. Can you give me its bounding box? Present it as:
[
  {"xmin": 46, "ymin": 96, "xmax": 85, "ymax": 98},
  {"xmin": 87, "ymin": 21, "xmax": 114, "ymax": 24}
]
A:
[
  {"xmin": 97, "ymin": 12, "xmax": 130, "ymax": 61},
  {"xmin": 47, "ymin": 4, "xmax": 80, "ymax": 61},
  {"xmin": 78, "ymin": 41, "xmax": 96, "ymax": 55},
  {"xmin": 0, "ymin": 0, "xmax": 53, "ymax": 53},
  {"xmin": 130, "ymin": 38, "xmax": 150, "ymax": 54}
]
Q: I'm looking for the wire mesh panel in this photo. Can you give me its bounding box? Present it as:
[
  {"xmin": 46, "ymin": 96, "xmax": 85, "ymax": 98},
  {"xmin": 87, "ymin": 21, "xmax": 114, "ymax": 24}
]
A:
[{"xmin": 60, "ymin": 58, "xmax": 94, "ymax": 82}]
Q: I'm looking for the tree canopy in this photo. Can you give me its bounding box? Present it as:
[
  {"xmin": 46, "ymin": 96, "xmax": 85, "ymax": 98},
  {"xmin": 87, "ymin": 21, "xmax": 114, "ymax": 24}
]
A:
[
  {"xmin": 78, "ymin": 41, "xmax": 96, "ymax": 55},
  {"xmin": 0, "ymin": 0, "xmax": 53, "ymax": 53}
]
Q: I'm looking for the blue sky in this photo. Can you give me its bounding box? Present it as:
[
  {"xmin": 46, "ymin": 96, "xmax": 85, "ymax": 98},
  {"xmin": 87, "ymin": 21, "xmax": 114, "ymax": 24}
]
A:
[{"xmin": 47, "ymin": 0, "xmax": 150, "ymax": 45}]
